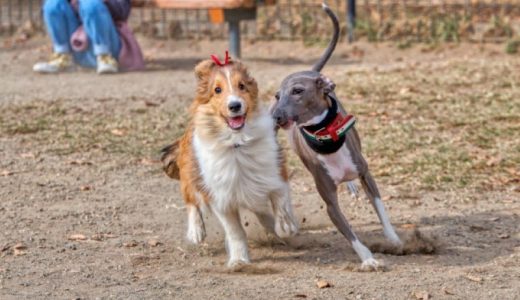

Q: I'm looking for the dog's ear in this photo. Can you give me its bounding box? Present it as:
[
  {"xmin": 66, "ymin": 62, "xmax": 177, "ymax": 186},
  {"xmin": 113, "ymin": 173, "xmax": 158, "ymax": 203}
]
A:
[
  {"xmin": 316, "ymin": 75, "xmax": 336, "ymax": 95},
  {"xmin": 194, "ymin": 60, "xmax": 216, "ymax": 103},
  {"xmin": 194, "ymin": 59, "xmax": 215, "ymax": 81}
]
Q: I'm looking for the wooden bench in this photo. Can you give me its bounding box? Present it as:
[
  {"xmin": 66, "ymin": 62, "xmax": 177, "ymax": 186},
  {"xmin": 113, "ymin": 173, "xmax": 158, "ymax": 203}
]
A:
[{"xmin": 134, "ymin": 0, "xmax": 275, "ymax": 58}]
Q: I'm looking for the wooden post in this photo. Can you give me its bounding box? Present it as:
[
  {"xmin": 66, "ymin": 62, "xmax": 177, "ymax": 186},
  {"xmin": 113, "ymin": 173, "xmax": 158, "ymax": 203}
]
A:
[
  {"xmin": 229, "ymin": 19, "xmax": 241, "ymax": 58},
  {"xmin": 224, "ymin": 8, "xmax": 256, "ymax": 59},
  {"xmin": 346, "ymin": 0, "xmax": 356, "ymax": 43}
]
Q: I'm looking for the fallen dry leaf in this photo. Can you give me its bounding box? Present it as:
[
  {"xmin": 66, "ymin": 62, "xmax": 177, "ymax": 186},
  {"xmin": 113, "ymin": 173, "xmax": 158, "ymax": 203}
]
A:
[
  {"xmin": 144, "ymin": 100, "xmax": 160, "ymax": 107},
  {"xmin": 90, "ymin": 234, "xmax": 103, "ymax": 241},
  {"xmin": 19, "ymin": 152, "xmax": 35, "ymax": 158},
  {"xmin": 69, "ymin": 160, "xmax": 93, "ymax": 166},
  {"xmin": 110, "ymin": 129, "xmax": 127, "ymax": 136},
  {"xmin": 442, "ymin": 287, "xmax": 455, "ymax": 295},
  {"xmin": 1, "ymin": 170, "xmax": 14, "ymax": 177},
  {"xmin": 464, "ymin": 274, "xmax": 483, "ymax": 283},
  {"xmin": 13, "ymin": 248, "xmax": 26, "ymax": 256},
  {"xmin": 13, "ymin": 243, "xmax": 27, "ymax": 250},
  {"xmin": 147, "ymin": 239, "xmax": 161, "ymax": 247},
  {"xmin": 400, "ymin": 223, "xmax": 417, "ymax": 229},
  {"xmin": 498, "ymin": 233, "xmax": 510, "ymax": 239},
  {"xmin": 80, "ymin": 185, "xmax": 92, "ymax": 191},
  {"xmin": 68, "ymin": 234, "xmax": 87, "ymax": 241},
  {"xmin": 140, "ymin": 158, "xmax": 160, "ymax": 165},
  {"xmin": 316, "ymin": 279, "xmax": 332, "ymax": 289},
  {"xmin": 124, "ymin": 240, "xmax": 139, "ymax": 248},
  {"xmin": 486, "ymin": 157, "xmax": 502, "ymax": 167},
  {"xmin": 413, "ymin": 290, "xmax": 430, "ymax": 300}
]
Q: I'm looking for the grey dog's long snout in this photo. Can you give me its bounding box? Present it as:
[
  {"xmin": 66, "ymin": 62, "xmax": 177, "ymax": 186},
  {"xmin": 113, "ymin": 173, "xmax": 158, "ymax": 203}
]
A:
[{"xmin": 273, "ymin": 109, "xmax": 288, "ymax": 125}]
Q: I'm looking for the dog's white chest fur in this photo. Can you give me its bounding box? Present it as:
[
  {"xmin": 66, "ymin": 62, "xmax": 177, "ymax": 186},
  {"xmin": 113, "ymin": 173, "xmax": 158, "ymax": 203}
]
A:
[
  {"xmin": 317, "ymin": 144, "xmax": 358, "ymax": 184},
  {"xmin": 193, "ymin": 110, "xmax": 284, "ymax": 212}
]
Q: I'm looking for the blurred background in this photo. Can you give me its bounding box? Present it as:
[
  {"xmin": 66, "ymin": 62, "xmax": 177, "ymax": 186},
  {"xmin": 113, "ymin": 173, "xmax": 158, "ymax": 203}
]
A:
[{"xmin": 1, "ymin": 0, "xmax": 519, "ymax": 50}]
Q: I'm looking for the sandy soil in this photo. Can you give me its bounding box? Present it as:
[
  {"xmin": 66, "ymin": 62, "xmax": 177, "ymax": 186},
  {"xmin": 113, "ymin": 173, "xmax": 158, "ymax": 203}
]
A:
[{"xmin": 1, "ymin": 36, "xmax": 519, "ymax": 300}]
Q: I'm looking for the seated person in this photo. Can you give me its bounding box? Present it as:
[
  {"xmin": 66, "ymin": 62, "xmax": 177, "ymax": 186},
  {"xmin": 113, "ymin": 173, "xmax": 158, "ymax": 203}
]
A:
[{"xmin": 34, "ymin": 0, "xmax": 144, "ymax": 74}]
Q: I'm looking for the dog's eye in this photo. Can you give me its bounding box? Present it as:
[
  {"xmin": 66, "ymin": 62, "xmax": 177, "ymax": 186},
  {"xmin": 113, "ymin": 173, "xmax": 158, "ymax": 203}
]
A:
[
  {"xmin": 214, "ymin": 87, "xmax": 222, "ymax": 94},
  {"xmin": 275, "ymin": 93, "xmax": 280, "ymax": 101},
  {"xmin": 238, "ymin": 83, "xmax": 245, "ymax": 91},
  {"xmin": 292, "ymin": 88, "xmax": 303, "ymax": 95}
]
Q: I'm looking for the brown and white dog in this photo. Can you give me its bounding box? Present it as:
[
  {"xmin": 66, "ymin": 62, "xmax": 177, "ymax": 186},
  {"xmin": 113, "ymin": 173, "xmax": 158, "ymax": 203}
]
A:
[{"xmin": 161, "ymin": 54, "xmax": 298, "ymax": 267}]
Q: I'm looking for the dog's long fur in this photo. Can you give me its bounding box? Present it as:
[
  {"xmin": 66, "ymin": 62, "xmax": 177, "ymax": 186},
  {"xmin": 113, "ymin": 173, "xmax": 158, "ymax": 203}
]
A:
[
  {"xmin": 270, "ymin": 3, "xmax": 402, "ymax": 271},
  {"xmin": 162, "ymin": 59, "xmax": 297, "ymax": 266}
]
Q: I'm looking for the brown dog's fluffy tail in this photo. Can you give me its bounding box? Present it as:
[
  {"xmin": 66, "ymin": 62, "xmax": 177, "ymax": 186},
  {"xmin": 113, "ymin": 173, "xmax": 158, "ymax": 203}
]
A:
[
  {"xmin": 312, "ymin": 2, "xmax": 340, "ymax": 72},
  {"xmin": 161, "ymin": 140, "xmax": 180, "ymax": 180}
]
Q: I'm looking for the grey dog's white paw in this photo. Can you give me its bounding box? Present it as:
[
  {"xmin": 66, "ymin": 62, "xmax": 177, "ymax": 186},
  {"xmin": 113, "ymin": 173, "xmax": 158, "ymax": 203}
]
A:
[{"xmin": 359, "ymin": 258, "xmax": 387, "ymax": 272}]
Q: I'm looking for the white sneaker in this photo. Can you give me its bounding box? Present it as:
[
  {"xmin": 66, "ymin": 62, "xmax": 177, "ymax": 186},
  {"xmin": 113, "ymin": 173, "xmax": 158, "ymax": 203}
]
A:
[
  {"xmin": 96, "ymin": 54, "xmax": 118, "ymax": 74},
  {"xmin": 33, "ymin": 53, "xmax": 73, "ymax": 73}
]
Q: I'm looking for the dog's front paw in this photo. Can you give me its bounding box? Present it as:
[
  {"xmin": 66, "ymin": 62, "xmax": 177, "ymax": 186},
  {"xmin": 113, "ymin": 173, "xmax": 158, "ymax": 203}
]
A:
[
  {"xmin": 228, "ymin": 258, "xmax": 251, "ymax": 268},
  {"xmin": 359, "ymin": 258, "xmax": 387, "ymax": 272},
  {"xmin": 274, "ymin": 212, "xmax": 298, "ymax": 238},
  {"xmin": 186, "ymin": 222, "xmax": 206, "ymax": 244}
]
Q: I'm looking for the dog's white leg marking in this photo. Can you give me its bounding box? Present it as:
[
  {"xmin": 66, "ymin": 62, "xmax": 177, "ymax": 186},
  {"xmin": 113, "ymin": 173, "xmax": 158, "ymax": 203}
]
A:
[
  {"xmin": 213, "ymin": 207, "xmax": 250, "ymax": 266},
  {"xmin": 352, "ymin": 239, "xmax": 384, "ymax": 270},
  {"xmin": 346, "ymin": 180, "xmax": 359, "ymax": 199},
  {"xmin": 270, "ymin": 185, "xmax": 298, "ymax": 238},
  {"xmin": 186, "ymin": 204, "xmax": 206, "ymax": 244},
  {"xmin": 351, "ymin": 238, "xmax": 373, "ymax": 261},
  {"xmin": 374, "ymin": 197, "xmax": 402, "ymax": 245}
]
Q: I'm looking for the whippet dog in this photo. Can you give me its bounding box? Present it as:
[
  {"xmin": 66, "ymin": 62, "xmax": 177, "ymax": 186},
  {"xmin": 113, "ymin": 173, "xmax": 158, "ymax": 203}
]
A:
[{"xmin": 270, "ymin": 3, "xmax": 403, "ymax": 270}]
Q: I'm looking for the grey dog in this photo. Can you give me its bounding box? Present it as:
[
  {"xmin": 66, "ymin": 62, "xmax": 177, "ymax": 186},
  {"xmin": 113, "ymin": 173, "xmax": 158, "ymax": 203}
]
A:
[{"xmin": 270, "ymin": 3, "xmax": 403, "ymax": 270}]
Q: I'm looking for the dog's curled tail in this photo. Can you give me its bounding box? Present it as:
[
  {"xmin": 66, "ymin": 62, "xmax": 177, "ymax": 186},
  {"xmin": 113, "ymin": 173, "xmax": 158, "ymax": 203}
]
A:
[
  {"xmin": 312, "ymin": 2, "xmax": 340, "ymax": 73},
  {"xmin": 161, "ymin": 140, "xmax": 180, "ymax": 180}
]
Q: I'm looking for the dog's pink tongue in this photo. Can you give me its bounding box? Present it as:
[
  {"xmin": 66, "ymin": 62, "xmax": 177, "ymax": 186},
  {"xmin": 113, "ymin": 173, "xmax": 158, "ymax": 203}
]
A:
[{"xmin": 228, "ymin": 116, "xmax": 245, "ymax": 129}]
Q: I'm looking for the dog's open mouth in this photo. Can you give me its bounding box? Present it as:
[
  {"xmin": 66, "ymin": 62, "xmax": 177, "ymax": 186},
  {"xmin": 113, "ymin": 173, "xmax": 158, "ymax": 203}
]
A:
[
  {"xmin": 278, "ymin": 119, "xmax": 293, "ymax": 130},
  {"xmin": 227, "ymin": 115, "xmax": 246, "ymax": 130}
]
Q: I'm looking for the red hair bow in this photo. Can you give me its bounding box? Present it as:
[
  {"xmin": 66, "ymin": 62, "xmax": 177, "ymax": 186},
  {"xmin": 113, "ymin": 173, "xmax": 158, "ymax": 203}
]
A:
[{"xmin": 211, "ymin": 50, "xmax": 230, "ymax": 66}]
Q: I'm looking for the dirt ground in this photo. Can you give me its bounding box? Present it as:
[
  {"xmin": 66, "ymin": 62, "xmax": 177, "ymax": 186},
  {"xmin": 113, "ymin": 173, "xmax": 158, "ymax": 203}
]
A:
[{"xmin": 1, "ymin": 36, "xmax": 519, "ymax": 300}]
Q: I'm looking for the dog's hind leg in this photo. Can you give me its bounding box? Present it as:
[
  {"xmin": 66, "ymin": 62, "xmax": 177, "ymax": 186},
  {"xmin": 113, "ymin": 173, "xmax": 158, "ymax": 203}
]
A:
[
  {"xmin": 269, "ymin": 185, "xmax": 299, "ymax": 238},
  {"xmin": 186, "ymin": 204, "xmax": 206, "ymax": 244},
  {"xmin": 346, "ymin": 180, "xmax": 359, "ymax": 199},
  {"xmin": 254, "ymin": 211, "xmax": 276, "ymax": 235},
  {"xmin": 359, "ymin": 171, "xmax": 402, "ymax": 246},
  {"xmin": 212, "ymin": 207, "xmax": 250, "ymax": 267},
  {"xmin": 314, "ymin": 173, "xmax": 383, "ymax": 271}
]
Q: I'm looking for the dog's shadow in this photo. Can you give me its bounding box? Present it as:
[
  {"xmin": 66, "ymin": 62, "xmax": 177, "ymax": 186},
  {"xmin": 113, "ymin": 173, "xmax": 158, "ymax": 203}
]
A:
[{"xmin": 247, "ymin": 211, "xmax": 518, "ymax": 269}]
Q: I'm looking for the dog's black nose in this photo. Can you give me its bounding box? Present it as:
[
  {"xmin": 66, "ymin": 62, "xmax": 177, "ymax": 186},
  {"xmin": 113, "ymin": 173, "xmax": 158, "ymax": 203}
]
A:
[
  {"xmin": 228, "ymin": 101, "xmax": 242, "ymax": 113},
  {"xmin": 273, "ymin": 109, "xmax": 288, "ymax": 125}
]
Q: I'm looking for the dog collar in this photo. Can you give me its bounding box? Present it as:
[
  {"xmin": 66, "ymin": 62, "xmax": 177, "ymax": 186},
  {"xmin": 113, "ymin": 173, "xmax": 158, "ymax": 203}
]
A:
[{"xmin": 299, "ymin": 96, "xmax": 356, "ymax": 154}]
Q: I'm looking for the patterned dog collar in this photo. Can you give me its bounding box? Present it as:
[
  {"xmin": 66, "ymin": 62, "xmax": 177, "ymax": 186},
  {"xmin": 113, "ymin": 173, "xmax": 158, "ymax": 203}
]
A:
[{"xmin": 300, "ymin": 96, "xmax": 356, "ymax": 154}]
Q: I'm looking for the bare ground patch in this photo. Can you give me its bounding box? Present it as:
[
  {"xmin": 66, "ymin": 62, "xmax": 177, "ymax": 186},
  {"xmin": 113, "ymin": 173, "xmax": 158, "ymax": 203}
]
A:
[{"xmin": 0, "ymin": 39, "xmax": 519, "ymax": 299}]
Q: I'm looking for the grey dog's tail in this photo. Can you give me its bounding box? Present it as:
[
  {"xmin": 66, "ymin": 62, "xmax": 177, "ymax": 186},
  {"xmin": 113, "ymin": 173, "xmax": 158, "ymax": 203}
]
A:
[{"xmin": 312, "ymin": 2, "xmax": 340, "ymax": 72}]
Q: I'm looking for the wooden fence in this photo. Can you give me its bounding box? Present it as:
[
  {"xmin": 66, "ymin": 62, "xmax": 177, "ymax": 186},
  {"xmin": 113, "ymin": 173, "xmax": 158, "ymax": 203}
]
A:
[{"xmin": 1, "ymin": 0, "xmax": 519, "ymax": 42}]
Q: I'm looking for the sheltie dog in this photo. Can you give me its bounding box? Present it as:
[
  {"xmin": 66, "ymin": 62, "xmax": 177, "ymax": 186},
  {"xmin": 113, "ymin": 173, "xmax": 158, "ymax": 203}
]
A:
[{"xmin": 161, "ymin": 54, "xmax": 298, "ymax": 266}]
